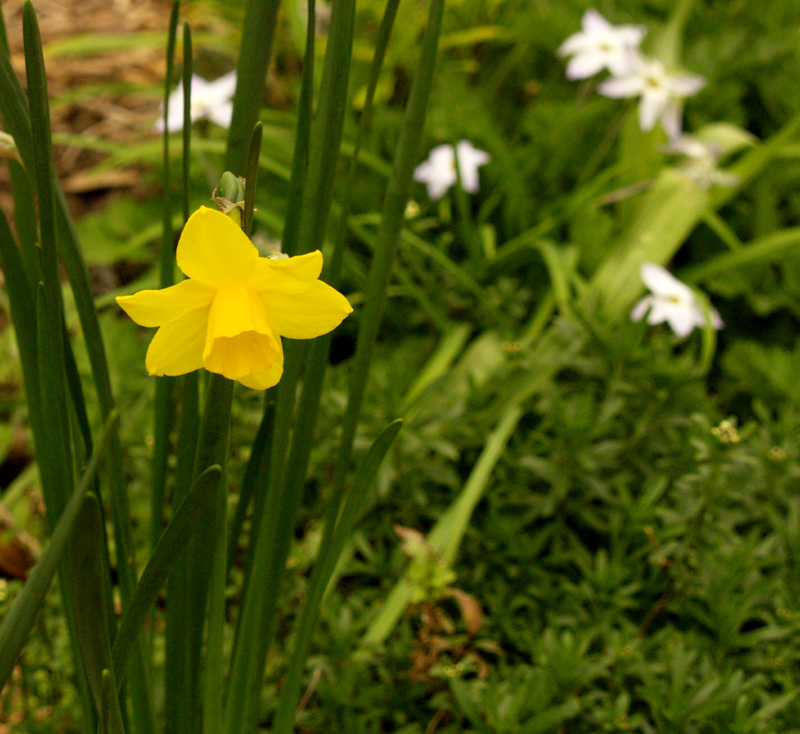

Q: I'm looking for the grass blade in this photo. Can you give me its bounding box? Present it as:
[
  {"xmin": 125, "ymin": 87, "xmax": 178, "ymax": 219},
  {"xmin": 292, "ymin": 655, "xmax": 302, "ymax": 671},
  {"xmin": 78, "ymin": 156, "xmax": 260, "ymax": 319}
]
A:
[
  {"xmin": 151, "ymin": 0, "xmax": 181, "ymax": 554},
  {"xmin": 280, "ymin": 0, "xmax": 315, "ymax": 256},
  {"xmin": 0, "ymin": 208, "xmax": 41, "ymax": 435},
  {"xmin": 112, "ymin": 465, "xmax": 222, "ymax": 685},
  {"xmin": 331, "ymin": 0, "xmax": 446, "ymax": 541},
  {"xmin": 224, "ymin": 0, "xmax": 282, "ymax": 175},
  {"xmin": 0, "ymin": 411, "xmax": 118, "ymax": 690},
  {"xmin": 68, "ymin": 493, "xmax": 122, "ymax": 730},
  {"xmin": 272, "ymin": 420, "xmax": 402, "ymax": 734},
  {"xmin": 362, "ymin": 405, "xmax": 521, "ymax": 645}
]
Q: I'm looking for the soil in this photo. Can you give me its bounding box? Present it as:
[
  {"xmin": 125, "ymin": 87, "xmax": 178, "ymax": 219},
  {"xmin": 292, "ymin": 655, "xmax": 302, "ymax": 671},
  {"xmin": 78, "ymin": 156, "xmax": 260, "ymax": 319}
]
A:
[{"xmin": 2, "ymin": 0, "xmax": 172, "ymax": 212}]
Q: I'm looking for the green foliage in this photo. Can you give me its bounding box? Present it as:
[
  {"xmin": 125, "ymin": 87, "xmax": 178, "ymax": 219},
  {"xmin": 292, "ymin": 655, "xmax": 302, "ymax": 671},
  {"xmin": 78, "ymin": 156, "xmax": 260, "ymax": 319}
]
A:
[{"xmin": 4, "ymin": 0, "xmax": 800, "ymax": 732}]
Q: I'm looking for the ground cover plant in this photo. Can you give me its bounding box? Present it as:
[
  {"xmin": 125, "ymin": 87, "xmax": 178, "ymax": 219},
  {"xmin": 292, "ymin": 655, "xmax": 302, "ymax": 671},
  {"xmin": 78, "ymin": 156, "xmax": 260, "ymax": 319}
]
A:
[{"xmin": 0, "ymin": 0, "xmax": 800, "ymax": 732}]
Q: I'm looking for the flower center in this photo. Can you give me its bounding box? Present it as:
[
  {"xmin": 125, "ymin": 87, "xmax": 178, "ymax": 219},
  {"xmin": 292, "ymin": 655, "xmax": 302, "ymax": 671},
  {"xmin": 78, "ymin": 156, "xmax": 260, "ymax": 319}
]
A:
[{"xmin": 644, "ymin": 74, "xmax": 663, "ymax": 90}]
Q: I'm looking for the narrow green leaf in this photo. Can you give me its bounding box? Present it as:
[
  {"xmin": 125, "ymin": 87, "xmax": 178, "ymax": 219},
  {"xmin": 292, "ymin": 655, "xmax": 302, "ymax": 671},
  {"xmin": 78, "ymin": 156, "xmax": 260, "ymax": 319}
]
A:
[
  {"xmin": 182, "ymin": 21, "xmax": 192, "ymax": 222},
  {"xmin": 100, "ymin": 669, "xmax": 126, "ymax": 734},
  {"xmin": 244, "ymin": 122, "xmax": 263, "ymax": 238},
  {"xmin": 164, "ymin": 372, "xmax": 200, "ymax": 734},
  {"xmin": 332, "ymin": 0, "xmax": 446, "ymax": 532},
  {"xmin": 0, "ymin": 207, "xmax": 41, "ymax": 434},
  {"xmin": 292, "ymin": 0, "xmax": 356, "ymax": 257},
  {"xmin": 280, "ymin": 0, "xmax": 315, "ymax": 256},
  {"xmin": 8, "ymin": 161, "xmax": 41, "ymax": 283},
  {"xmin": 25, "ymin": 0, "xmax": 71, "ymax": 518},
  {"xmin": 112, "ymin": 465, "xmax": 222, "ymax": 684},
  {"xmin": 0, "ymin": 26, "xmax": 34, "ymax": 167},
  {"xmin": 400, "ymin": 324, "xmax": 471, "ymax": 415},
  {"xmin": 362, "ymin": 405, "xmax": 521, "ymax": 646},
  {"xmin": 273, "ymin": 420, "xmax": 402, "ymax": 734},
  {"xmin": 68, "ymin": 494, "xmax": 116, "ymax": 714},
  {"xmin": 182, "ymin": 374, "xmax": 233, "ymax": 734},
  {"xmin": 160, "ymin": 0, "xmax": 180, "ymax": 286},
  {"xmin": 682, "ymin": 226, "xmax": 800, "ymax": 283},
  {"xmin": 225, "ymin": 341, "xmax": 301, "ymax": 734},
  {"xmin": 68, "ymin": 496, "xmax": 126, "ymax": 734},
  {"xmin": 0, "ymin": 2, "xmax": 9, "ymax": 56},
  {"xmin": 652, "ymin": 0, "xmax": 696, "ymax": 69},
  {"xmin": 151, "ymin": 0, "xmax": 181, "ymax": 555},
  {"xmin": 0, "ymin": 411, "xmax": 118, "ymax": 691},
  {"xmin": 23, "ymin": 3, "xmax": 56, "ymax": 278},
  {"xmin": 223, "ymin": 2, "xmax": 359, "ymax": 711},
  {"xmin": 227, "ymin": 397, "xmax": 273, "ymax": 572},
  {"xmin": 273, "ymin": 0, "xmax": 406, "ymax": 601},
  {"xmin": 589, "ymin": 169, "xmax": 709, "ymax": 320},
  {"xmin": 224, "ymin": 0, "xmax": 282, "ymax": 175},
  {"xmin": 27, "ymin": 4, "xmax": 155, "ymax": 727},
  {"xmin": 63, "ymin": 328, "xmax": 94, "ymax": 463}
]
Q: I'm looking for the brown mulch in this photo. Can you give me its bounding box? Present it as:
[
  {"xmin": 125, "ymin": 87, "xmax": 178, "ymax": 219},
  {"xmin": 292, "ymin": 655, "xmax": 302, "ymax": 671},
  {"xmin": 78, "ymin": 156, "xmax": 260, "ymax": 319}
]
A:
[{"xmin": 2, "ymin": 0, "xmax": 174, "ymax": 204}]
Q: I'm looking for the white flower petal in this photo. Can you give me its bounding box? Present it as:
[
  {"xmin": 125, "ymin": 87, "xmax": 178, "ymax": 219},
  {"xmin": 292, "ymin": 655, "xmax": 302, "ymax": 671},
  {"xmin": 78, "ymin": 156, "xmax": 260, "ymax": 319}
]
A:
[
  {"xmin": 640, "ymin": 263, "xmax": 690, "ymax": 298},
  {"xmin": 671, "ymin": 74, "xmax": 706, "ymax": 97},
  {"xmin": 598, "ymin": 75, "xmax": 643, "ymax": 98},
  {"xmin": 566, "ymin": 53, "xmax": 607, "ymax": 80},
  {"xmin": 666, "ymin": 305, "xmax": 700, "ymax": 337},
  {"xmin": 638, "ymin": 91, "xmax": 667, "ymax": 132},
  {"xmin": 631, "ymin": 296, "xmax": 653, "ymax": 323},
  {"xmin": 659, "ymin": 97, "xmax": 683, "ymax": 139},
  {"xmin": 207, "ymin": 101, "xmax": 234, "ymax": 129},
  {"xmin": 582, "ymin": 8, "xmax": 611, "ymax": 33},
  {"xmin": 606, "ymin": 47, "xmax": 642, "ymax": 77},
  {"xmin": 207, "ymin": 70, "xmax": 238, "ymax": 101}
]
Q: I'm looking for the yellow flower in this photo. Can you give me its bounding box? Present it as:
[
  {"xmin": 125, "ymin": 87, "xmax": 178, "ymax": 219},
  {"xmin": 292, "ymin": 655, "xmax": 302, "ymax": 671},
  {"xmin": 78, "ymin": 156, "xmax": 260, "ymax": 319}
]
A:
[{"xmin": 116, "ymin": 206, "xmax": 353, "ymax": 389}]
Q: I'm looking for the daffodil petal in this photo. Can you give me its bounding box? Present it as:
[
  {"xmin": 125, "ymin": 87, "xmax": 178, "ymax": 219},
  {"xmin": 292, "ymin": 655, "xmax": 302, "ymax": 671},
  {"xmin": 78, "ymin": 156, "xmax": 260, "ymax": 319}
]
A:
[
  {"xmin": 237, "ymin": 342, "xmax": 284, "ymax": 390},
  {"xmin": 249, "ymin": 250, "xmax": 323, "ymax": 293},
  {"xmin": 176, "ymin": 206, "xmax": 258, "ymax": 286},
  {"xmin": 145, "ymin": 308, "xmax": 209, "ymax": 376},
  {"xmin": 263, "ymin": 280, "xmax": 353, "ymax": 339},
  {"xmin": 116, "ymin": 279, "xmax": 216, "ymax": 327}
]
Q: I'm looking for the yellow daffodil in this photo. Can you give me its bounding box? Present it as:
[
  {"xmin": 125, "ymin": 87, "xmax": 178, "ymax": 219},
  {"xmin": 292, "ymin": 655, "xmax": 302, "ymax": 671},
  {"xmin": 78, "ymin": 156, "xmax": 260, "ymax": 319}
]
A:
[{"xmin": 117, "ymin": 206, "xmax": 353, "ymax": 389}]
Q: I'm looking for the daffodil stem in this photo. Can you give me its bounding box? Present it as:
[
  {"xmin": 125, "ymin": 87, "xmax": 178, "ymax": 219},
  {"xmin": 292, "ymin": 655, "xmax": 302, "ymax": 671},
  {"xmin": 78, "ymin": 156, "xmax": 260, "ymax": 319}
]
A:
[
  {"xmin": 164, "ymin": 371, "xmax": 200, "ymax": 734},
  {"xmin": 180, "ymin": 373, "xmax": 233, "ymax": 734},
  {"xmin": 224, "ymin": 342, "xmax": 302, "ymax": 734}
]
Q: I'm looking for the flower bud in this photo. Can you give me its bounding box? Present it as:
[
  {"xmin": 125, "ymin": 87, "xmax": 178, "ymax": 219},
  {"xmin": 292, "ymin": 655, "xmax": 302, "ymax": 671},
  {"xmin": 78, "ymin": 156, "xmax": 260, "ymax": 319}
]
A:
[{"xmin": 212, "ymin": 172, "xmax": 246, "ymax": 219}]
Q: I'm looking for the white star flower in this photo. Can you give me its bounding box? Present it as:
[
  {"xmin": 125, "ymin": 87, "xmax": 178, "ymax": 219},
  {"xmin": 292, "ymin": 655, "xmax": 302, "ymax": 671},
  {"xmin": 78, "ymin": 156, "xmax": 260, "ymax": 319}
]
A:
[
  {"xmin": 663, "ymin": 135, "xmax": 740, "ymax": 189},
  {"xmin": 154, "ymin": 71, "xmax": 238, "ymax": 133},
  {"xmin": 413, "ymin": 140, "xmax": 490, "ymax": 201},
  {"xmin": 598, "ymin": 56, "xmax": 705, "ymax": 139},
  {"xmin": 631, "ymin": 262, "xmax": 722, "ymax": 337},
  {"xmin": 558, "ymin": 9, "xmax": 645, "ymax": 80}
]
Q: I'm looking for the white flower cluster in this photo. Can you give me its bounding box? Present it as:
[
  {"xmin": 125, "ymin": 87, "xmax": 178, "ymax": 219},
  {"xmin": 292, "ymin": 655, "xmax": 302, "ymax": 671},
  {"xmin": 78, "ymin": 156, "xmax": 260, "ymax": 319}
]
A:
[
  {"xmin": 559, "ymin": 10, "xmax": 741, "ymax": 337},
  {"xmin": 559, "ymin": 9, "xmax": 705, "ymax": 140}
]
